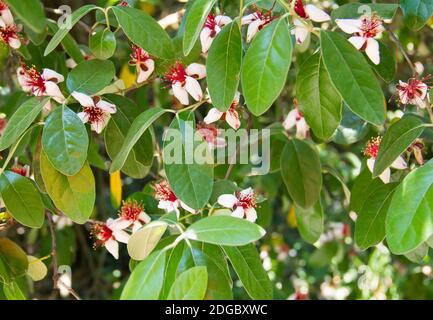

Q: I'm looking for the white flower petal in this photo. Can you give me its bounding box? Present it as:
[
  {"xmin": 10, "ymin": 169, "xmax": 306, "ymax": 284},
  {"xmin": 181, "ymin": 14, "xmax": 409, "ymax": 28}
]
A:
[
  {"xmin": 185, "ymin": 76, "xmax": 203, "ymax": 102},
  {"xmin": 180, "ymin": 201, "xmax": 196, "ymax": 214},
  {"xmin": 231, "ymin": 206, "xmax": 245, "ymax": 219},
  {"xmin": 105, "ymin": 239, "xmax": 119, "ymax": 259},
  {"xmin": 186, "ymin": 63, "xmax": 206, "ymax": 79},
  {"xmin": 245, "ymin": 207, "xmax": 257, "ymax": 223},
  {"xmin": 200, "ymin": 27, "xmax": 214, "ymax": 54},
  {"xmin": 112, "ymin": 218, "xmax": 132, "ymax": 230},
  {"xmin": 72, "ymin": 91, "xmax": 94, "ymax": 107},
  {"xmin": 293, "ymin": 25, "xmax": 309, "ymax": 44},
  {"xmin": 42, "ymin": 68, "xmax": 64, "ymax": 83},
  {"xmin": 8, "ymin": 37, "xmax": 20, "ymax": 49},
  {"xmin": 335, "ymin": 19, "xmax": 362, "ymax": 34},
  {"xmin": 172, "ymin": 82, "xmax": 189, "ymax": 105},
  {"xmin": 365, "ymin": 38, "xmax": 380, "ymax": 65},
  {"xmin": 283, "ymin": 109, "xmax": 298, "ymax": 130},
  {"xmin": 137, "ymin": 59, "xmax": 154, "ymax": 83},
  {"xmin": 246, "ymin": 19, "xmax": 264, "ymax": 43},
  {"xmin": 379, "ymin": 168, "xmax": 391, "ymax": 184},
  {"xmin": 44, "ymin": 82, "xmax": 65, "ymax": 103},
  {"xmin": 215, "ymin": 15, "xmax": 232, "ymax": 26},
  {"xmin": 348, "ymin": 36, "xmax": 366, "ymax": 50},
  {"xmin": 139, "ymin": 211, "xmax": 151, "ymax": 224},
  {"xmin": 366, "ymin": 157, "xmax": 375, "ymax": 174},
  {"xmin": 391, "ymin": 156, "xmax": 407, "ymax": 170},
  {"xmin": 204, "ymin": 108, "xmax": 223, "ymax": 124},
  {"xmin": 77, "ymin": 112, "xmax": 89, "ymax": 123},
  {"xmin": 296, "ymin": 118, "xmax": 309, "ymax": 139},
  {"xmin": 96, "ymin": 100, "xmax": 117, "ymax": 114},
  {"xmin": 305, "ymin": 5, "xmax": 330, "ymax": 22},
  {"xmin": 218, "ymin": 194, "xmax": 238, "ymax": 208},
  {"xmin": 113, "ymin": 229, "xmax": 130, "ymax": 244},
  {"xmin": 226, "ymin": 109, "xmax": 241, "ymax": 130},
  {"xmin": 1, "ymin": 8, "xmax": 14, "ymax": 26},
  {"xmin": 241, "ymin": 13, "xmax": 256, "ymax": 25}
]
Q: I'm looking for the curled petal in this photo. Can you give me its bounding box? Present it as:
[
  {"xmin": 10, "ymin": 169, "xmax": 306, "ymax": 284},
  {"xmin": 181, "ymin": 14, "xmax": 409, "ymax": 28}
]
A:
[
  {"xmin": 296, "ymin": 118, "xmax": 309, "ymax": 139},
  {"xmin": 172, "ymin": 82, "xmax": 189, "ymax": 105},
  {"xmin": 139, "ymin": 211, "xmax": 151, "ymax": 224},
  {"xmin": 246, "ymin": 19, "xmax": 264, "ymax": 43},
  {"xmin": 204, "ymin": 108, "xmax": 223, "ymax": 124},
  {"xmin": 113, "ymin": 229, "xmax": 130, "ymax": 244},
  {"xmin": 105, "ymin": 239, "xmax": 119, "ymax": 259},
  {"xmin": 366, "ymin": 157, "xmax": 375, "ymax": 174},
  {"xmin": 245, "ymin": 207, "xmax": 257, "ymax": 223},
  {"xmin": 226, "ymin": 108, "xmax": 241, "ymax": 130},
  {"xmin": 215, "ymin": 15, "xmax": 232, "ymax": 26},
  {"xmin": 348, "ymin": 36, "xmax": 366, "ymax": 50},
  {"xmin": 8, "ymin": 36, "xmax": 20, "ymax": 49},
  {"xmin": 1, "ymin": 9, "xmax": 14, "ymax": 26},
  {"xmin": 45, "ymin": 81, "xmax": 66, "ymax": 103},
  {"xmin": 42, "ymin": 68, "xmax": 64, "ymax": 83},
  {"xmin": 305, "ymin": 4, "xmax": 330, "ymax": 22},
  {"xmin": 186, "ymin": 63, "xmax": 206, "ymax": 79},
  {"xmin": 231, "ymin": 206, "xmax": 245, "ymax": 219},
  {"xmin": 391, "ymin": 156, "xmax": 408, "ymax": 170},
  {"xmin": 365, "ymin": 38, "xmax": 380, "ymax": 65},
  {"xmin": 137, "ymin": 59, "xmax": 154, "ymax": 83},
  {"xmin": 379, "ymin": 168, "xmax": 391, "ymax": 184},
  {"xmin": 185, "ymin": 76, "xmax": 203, "ymax": 102},
  {"xmin": 283, "ymin": 109, "xmax": 298, "ymax": 130},
  {"xmin": 96, "ymin": 99, "xmax": 117, "ymax": 114},
  {"xmin": 241, "ymin": 13, "xmax": 257, "ymax": 25},
  {"xmin": 239, "ymin": 187, "xmax": 253, "ymax": 197},
  {"xmin": 72, "ymin": 91, "xmax": 94, "ymax": 107},
  {"xmin": 112, "ymin": 218, "xmax": 132, "ymax": 230},
  {"xmin": 335, "ymin": 19, "xmax": 362, "ymax": 34},
  {"xmin": 200, "ymin": 27, "xmax": 214, "ymax": 54},
  {"xmin": 77, "ymin": 112, "xmax": 89, "ymax": 123},
  {"xmin": 180, "ymin": 201, "xmax": 196, "ymax": 214},
  {"xmin": 218, "ymin": 194, "xmax": 238, "ymax": 208}
]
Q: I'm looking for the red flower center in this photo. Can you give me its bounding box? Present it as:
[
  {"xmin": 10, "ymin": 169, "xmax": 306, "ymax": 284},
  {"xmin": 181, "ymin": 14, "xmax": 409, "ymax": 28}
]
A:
[
  {"xmin": 0, "ymin": 24, "xmax": 18, "ymax": 45},
  {"xmin": 204, "ymin": 13, "xmax": 217, "ymax": 37},
  {"xmin": 236, "ymin": 190, "xmax": 257, "ymax": 210},
  {"xmin": 294, "ymin": 0, "xmax": 308, "ymax": 19},
  {"xmin": 130, "ymin": 45, "xmax": 151, "ymax": 66},
  {"xmin": 119, "ymin": 200, "xmax": 144, "ymax": 221},
  {"xmin": 397, "ymin": 79, "xmax": 426, "ymax": 100},
  {"xmin": 92, "ymin": 223, "xmax": 113, "ymax": 247},
  {"xmin": 24, "ymin": 66, "xmax": 46, "ymax": 96},
  {"xmin": 119, "ymin": 1, "xmax": 129, "ymax": 7},
  {"xmin": 251, "ymin": 4, "xmax": 275, "ymax": 29},
  {"xmin": 164, "ymin": 62, "xmax": 187, "ymax": 85},
  {"xmin": 0, "ymin": 1, "xmax": 8, "ymax": 11},
  {"xmin": 363, "ymin": 136, "xmax": 381, "ymax": 159},
  {"xmin": 358, "ymin": 14, "xmax": 382, "ymax": 38},
  {"xmin": 153, "ymin": 180, "xmax": 178, "ymax": 202},
  {"xmin": 197, "ymin": 122, "xmax": 218, "ymax": 143},
  {"xmin": 11, "ymin": 165, "xmax": 27, "ymax": 177}
]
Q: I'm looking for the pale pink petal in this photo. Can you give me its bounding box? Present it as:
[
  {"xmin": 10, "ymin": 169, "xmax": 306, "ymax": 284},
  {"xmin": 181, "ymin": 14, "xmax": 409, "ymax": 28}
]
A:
[
  {"xmin": 293, "ymin": 25, "xmax": 309, "ymax": 44},
  {"xmin": 391, "ymin": 156, "xmax": 407, "ymax": 170},
  {"xmin": 240, "ymin": 187, "xmax": 253, "ymax": 197},
  {"xmin": 66, "ymin": 58, "xmax": 77, "ymax": 69},
  {"xmin": 418, "ymin": 83, "xmax": 428, "ymax": 100},
  {"xmin": 348, "ymin": 36, "xmax": 366, "ymax": 50},
  {"xmin": 200, "ymin": 27, "xmax": 214, "ymax": 54},
  {"xmin": 91, "ymin": 114, "xmax": 111, "ymax": 134},
  {"xmin": 366, "ymin": 157, "xmax": 375, "ymax": 174},
  {"xmin": 379, "ymin": 168, "xmax": 391, "ymax": 184},
  {"xmin": 96, "ymin": 100, "xmax": 117, "ymax": 114},
  {"xmin": 296, "ymin": 118, "xmax": 309, "ymax": 139},
  {"xmin": 113, "ymin": 229, "xmax": 130, "ymax": 244},
  {"xmin": 105, "ymin": 239, "xmax": 119, "ymax": 259},
  {"xmin": 137, "ymin": 59, "xmax": 154, "ymax": 83},
  {"xmin": 77, "ymin": 112, "xmax": 89, "ymax": 123},
  {"xmin": 186, "ymin": 63, "xmax": 206, "ymax": 79},
  {"xmin": 245, "ymin": 207, "xmax": 257, "ymax": 223},
  {"xmin": 44, "ymin": 81, "xmax": 65, "ymax": 103},
  {"xmin": 71, "ymin": 91, "xmax": 94, "ymax": 107},
  {"xmin": 241, "ymin": 13, "xmax": 257, "ymax": 25},
  {"xmin": 283, "ymin": 109, "xmax": 298, "ymax": 130},
  {"xmin": 365, "ymin": 38, "xmax": 380, "ymax": 65},
  {"xmin": 8, "ymin": 36, "xmax": 20, "ymax": 49},
  {"xmin": 231, "ymin": 206, "xmax": 245, "ymax": 219},
  {"xmin": 132, "ymin": 221, "xmax": 143, "ymax": 233},
  {"xmin": 185, "ymin": 76, "xmax": 203, "ymax": 102},
  {"xmin": 112, "ymin": 218, "xmax": 132, "ymax": 230},
  {"xmin": 204, "ymin": 108, "xmax": 223, "ymax": 124},
  {"xmin": 172, "ymin": 82, "xmax": 189, "ymax": 105},
  {"xmin": 42, "ymin": 68, "xmax": 64, "ymax": 83},
  {"xmin": 305, "ymin": 5, "xmax": 330, "ymax": 22},
  {"xmin": 138, "ymin": 211, "xmax": 151, "ymax": 224},
  {"xmin": 335, "ymin": 19, "xmax": 362, "ymax": 34},
  {"xmin": 180, "ymin": 201, "xmax": 196, "ymax": 214},
  {"xmin": 246, "ymin": 19, "xmax": 264, "ymax": 43},
  {"xmin": 218, "ymin": 194, "xmax": 238, "ymax": 208},
  {"xmin": 215, "ymin": 15, "xmax": 232, "ymax": 26},
  {"xmin": 1, "ymin": 9, "xmax": 14, "ymax": 26},
  {"xmin": 226, "ymin": 109, "xmax": 241, "ymax": 130}
]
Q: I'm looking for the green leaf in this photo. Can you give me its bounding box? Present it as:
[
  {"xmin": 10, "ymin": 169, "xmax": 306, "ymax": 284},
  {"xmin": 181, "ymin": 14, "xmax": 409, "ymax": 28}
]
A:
[
  {"xmin": 183, "ymin": 216, "xmax": 266, "ymax": 246},
  {"xmin": 6, "ymin": 0, "xmax": 46, "ymax": 33},
  {"xmin": 405, "ymin": 243, "xmax": 429, "ymax": 263},
  {"xmin": 355, "ymin": 183, "xmax": 398, "ymax": 250},
  {"xmin": 320, "ymin": 30, "xmax": 385, "ymax": 125},
  {"xmin": 104, "ymin": 95, "xmax": 154, "ymax": 179},
  {"xmin": 110, "ymin": 107, "xmax": 167, "ymax": 173},
  {"xmin": 331, "ymin": 3, "xmax": 399, "ymax": 21},
  {"xmin": 0, "ymin": 97, "xmax": 47, "ymax": 151},
  {"xmin": 280, "ymin": 139, "xmax": 322, "ymax": 209},
  {"xmin": 206, "ymin": 21, "xmax": 242, "ymax": 112},
  {"xmin": 67, "ymin": 59, "xmax": 115, "ymax": 95},
  {"xmin": 42, "ymin": 106, "xmax": 88, "ymax": 176},
  {"xmin": 210, "ymin": 180, "xmax": 238, "ymax": 204},
  {"xmin": 40, "ymin": 151, "xmax": 95, "ymax": 224},
  {"xmin": 167, "ymin": 266, "xmax": 208, "ymax": 300},
  {"xmin": 46, "ymin": 20, "xmax": 84, "ymax": 65},
  {"xmin": 374, "ymin": 114, "xmax": 425, "ymax": 177},
  {"xmin": 163, "ymin": 112, "xmax": 214, "ymax": 209},
  {"xmin": 182, "ymin": 0, "xmax": 217, "ymax": 56},
  {"xmin": 242, "ymin": 18, "xmax": 292, "ymax": 116},
  {"xmin": 3, "ymin": 280, "xmax": 25, "ymax": 300},
  {"xmin": 0, "ymin": 172, "xmax": 44, "ymax": 228},
  {"xmin": 350, "ymin": 165, "xmax": 384, "ymax": 213},
  {"xmin": 368, "ymin": 41, "xmax": 396, "ymax": 83},
  {"xmin": 44, "ymin": 5, "xmax": 98, "ymax": 56},
  {"xmin": 112, "ymin": 6, "xmax": 174, "ymax": 59},
  {"xmin": 223, "ymin": 244, "xmax": 272, "ymax": 300},
  {"xmin": 121, "ymin": 250, "xmax": 166, "ymax": 300},
  {"xmin": 295, "ymin": 200, "xmax": 324, "ymax": 244},
  {"xmin": 127, "ymin": 221, "xmax": 168, "ymax": 261},
  {"xmin": 332, "ymin": 105, "xmax": 369, "ymax": 145},
  {"xmin": 160, "ymin": 241, "xmax": 186, "ymax": 299},
  {"xmin": 0, "ymin": 238, "xmax": 29, "ymax": 283},
  {"xmin": 386, "ymin": 159, "xmax": 433, "ymax": 254},
  {"xmin": 296, "ymin": 53, "xmax": 342, "ymax": 140},
  {"xmin": 400, "ymin": 0, "xmax": 433, "ymax": 30},
  {"xmin": 89, "ymin": 28, "xmax": 117, "ymax": 60}
]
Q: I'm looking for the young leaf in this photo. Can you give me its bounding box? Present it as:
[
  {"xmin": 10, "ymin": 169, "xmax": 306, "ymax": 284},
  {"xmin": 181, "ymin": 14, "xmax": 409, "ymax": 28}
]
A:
[
  {"xmin": 280, "ymin": 139, "xmax": 322, "ymax": 209},
  {"xmin": 242, "ymin": 17, "xmax": 292, "ymax": 116},
  {"xmin": 42, "ymin": 106, "xmax": 88, "ymax": 176},
  {"xmin": 0, "ymin": 171, "xmax": 44, "ymax": 228},
  {"xmin": 182, "ymin": 0, "xmax": 217, "ymax": 56},
  {"xmin": 127, "ymin": 221, "xmax": 168, "ymax": 261},
  {"xmin": 355, "ymin": 183, "xmax": 398, "ymax": 250},
  {"xmin": 320, "ymin": 30, "xmax": 385, "ymax": 126},
  {"xmin": 183, "ymin": 216, "xmax": 266, "ymax": 246},
  {"xmin": 6, "ymin": 0, "xmax": 46, "ymax": 33},
  {"xmin": 295, "ymin": 200, "xmax": 324, "ymax": 244},
  {"xmin": 0, "ymin": 97, "xmax": 47, "ymax": 151},
  {"xmin": 167, "ymin": 266, "xmax": 208, "ymax": 300},
  {"xmin": 296, "ymin": 53, "xmax": 342, "ymax": 140},
  {"xmin": 0, "ymin": 238, "xmax": 28, "ymax": 283},
  {"xmin": 400, "ymin": 0, "xmax": 433, "ymax": 30},
  {"xmin": 223, "ymin": 244, "xmax": 273, "ymax": 300},
  {"xmin": 120, "ymin": 250, "xmax": 166, "ymax": 300},
  {"xmin": 110, "ymin": 107, "xmax": 167, "ymax": 173},
  {"xmin": 386, "ymin": 159, "xmax": 433, "ymax": 254},
  {"xmin": 44, "ymin": 5, "xmax": 98, "ymax": 56},
  {"xmin": 66, "ymin": 59, "xmax": 115, "ymax": 95},
  {"xmin": 112, "ymin": 6, "xmax": 174, "ymax": 59},
  {"xmin": 207, "ymin": 21, "xmax": 242, "ymax": 112},
  {"xmin": 89, "ymin": 28, "xmax": 117, "ymax": 60},
  {"xmin": 26, "ymin": 256, "xmax": 48, "ymax": 282},
  {"xmin": 40, "ymin": 151, "xmax": 95, "ymax": 224},
  {"xmin": 374, "ymin": 114, "xmax": 425, "ymax": 177}
]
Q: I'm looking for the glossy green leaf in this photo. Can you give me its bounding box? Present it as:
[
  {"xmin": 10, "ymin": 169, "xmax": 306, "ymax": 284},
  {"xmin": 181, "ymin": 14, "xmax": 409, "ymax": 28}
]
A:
[
  {"xmin": 110, "ymin": 107, "xmax": 167, "ymax": 173},
  {"xmin": 295, "ymin": 200, "xmax": 324, "ymax": 244},
  {"xmin": 206, "ymin": 21, "xmax": 242, "ymax": 111},
  {"xmin": 3, "ymin": 280, "xmax": 25, "ymax": 300},
  {"xmin": 183, "ymin": 216, "xmax": 266, "ymax": 246},
  {"xmin": 112, "ymin": 6, "xmax": 174, "ymax": 59},
  {"xmin": 223, "ymin": 244, "xmax": 272, "ymax": 300},
  {"xmin": 386, "ymin": 159, "xmax": 433, "ymax": 254},
  {"xmin": 160, "ymin": 241, "xmax": 186, "ymax": 299},
  {"xmin": 46, "ymin": 21, "xmax": 84, "ymax": 65},
  {"xmin": 0, "ymin": 172, "xmax": 44, "ymax": 228},
  {"xmin": 42, "ymin": 106, "xmax": 88, "ymax": 176},
  {"xmin": 368, "ymin": 41, "xmax": 396, "ymax": 83},
  {"xmin": 163, "ymin": 112, "xmax": 214, "ymax": 209},
  {"xmin": 242, "ymin": 17, "xmax": 292, "ymax": 116},
  {"xmin": 210, "ymin": 180, "xmax": 238, "ymax": 204},
  {"xmin": 0, "ymin": 237, "xmax": 28, "ymax": 284},
  {"xmin": 89, "ymin": 28, "xmax": 117, "ymax": 60},
  {"xmin": 121, "ymin": 250, "xmax": 166, "ymax": 300},
  {"xmin": 167, "ymin": 266, "xmax": 208, "ymax": 300},
  {"xmin": 44, "ymin": 5, "xmax": 98, "ymax": 56},
  {"xmin": 320, "ymin": 30, "xmax": 385, "ymax": 125},
  {"xmin": 374, "ymin": 114, "xmax": 425, "ymax": 177},
  {"xmin": 40, "ymin": 151, "xmax": 95, "ymax": 224},
  {"xmin": 355, "ymin": 183, "xmax": 398, "ymax": 250},
  {"xmin": 296, "ymin": 53, "xmax": 342, "ymax": 140},
  {"xmin": 127, "ymin": 221, "xmax": 168, "ymax": 261},
  {"xmin": 280, "ymin": 139, "xmax": 322, "ymax": 209},
  {"xmin": 332, "ymin": 105, "xmax": 369, "ymax": 145},
  {"xmin": 183, "ymin": 0, "xmax": 217, "ymax": 56},
  {"xmin": 350, "ymin": 165, "xmax": 384, "ymax": 213},
  {"xmin": 331, "ymin": 3, "xmax": 399, "ymax": 21},
  {"xmin": 6, "ymin": 0, "xmax": 46, "ymax": 33},
  {"xmin": 400, "ymin": 0, "xmax": 433, "ymax": 30},
  {"xmin": 0, "ymin": 97, "xmax": 47, "ymax": 151},
  {"xmin": 67, "ymin": 59, "xmax": 115, "ymax": 95}
]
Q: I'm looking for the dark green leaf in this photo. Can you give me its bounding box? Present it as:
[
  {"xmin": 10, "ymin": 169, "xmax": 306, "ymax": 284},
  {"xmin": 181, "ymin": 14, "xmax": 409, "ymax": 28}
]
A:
[
  {"xmin": 400, "ymin": 0, "xmax": 433, "ymax": 30},
  {"xmin": 167, "ymin": 266, "xmax": 208, "ymax": 300},
  {"xmin": 368, "ymin": 41, "xmax": 396, "ymax": 83},
  {"xmin": 0, "ymin": 238, "xmax": 28, "ymax": 283},
  {"xmin": 295, "ymin": 200, "xmax": 324, "ymax": 244},
  {"xmin": 6, "ymin": 0, "xmax": 46, "ymax": 33},
  {"xmin": 350, "ymin": 165, "xmax": 384, "ymax": 213},
  {"xmin": 331, "ymin": 3, "xmax": 399, "ymax": 21},
  {"xmin": 89, "ymin": 28, "xmax": 117, "ymax": 60}
]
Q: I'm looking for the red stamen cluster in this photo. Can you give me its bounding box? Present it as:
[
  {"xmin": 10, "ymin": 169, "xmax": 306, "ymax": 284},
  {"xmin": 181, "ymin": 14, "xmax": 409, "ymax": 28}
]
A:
[
  {"xmin": 204, "ymin": 14, "xmax": 217, "ymax": 36},
  {"xmin": 83, "ymin": 105, "xmax": 104, "ymax": 123},
  {"xmin": 0, "ymin": 1, "xmax": 8, "ymax": 11},
  {"xmin": 21, "ymin": 64, "xmax": 46, "ymax": 95},
  {"xmin": 358, "ymin": 14, "xmax": 382, "ymax": 38},
  {"xmin": 163, "ymin": 61, "xmax": 187, "ymax": 85},
  {"xmin": 119, "ymin": 1, "xmax": 129, "ymax": 7},
  {"xmin": 11, "ymin": 165, "xmax": 27, "ymax": 177},
  {"xmin": 91, "ymin": 223, "xmax": 113, "ymax": 248},
  {"xmin": 235, "ymin": 190, "xmax": 257, "ymax": 210},
  {"xmin": 119, "ymin": 200, "xmax": 144, "ymax": 221},
  {"xmin": 363, "ymin": 136, "xmax": 381, "ymax": 159},
  {"xmin": 130, "ymin": 45, "xmax": 151, "ymax": 66},
  {"xmin": 251, "ymin": 4, "xmax": 275, "ymax": 29},
  {"xmin": 396, "ymin": 78, "xmax": 428, "ymax": 101},
  {"xmin": 153, "ymin": 180, "xmax": 178, "ymax": 202},
  {"xmin": 197, "ymin": 121, "xmax": 218, "ymax": 143},
  {"xmin": 294, "ymin": 0, "xmax": 308, "ymax": 19},
  {"xmin": 0, "ymin": 24, "xmax": 18, "ymax": 46}
]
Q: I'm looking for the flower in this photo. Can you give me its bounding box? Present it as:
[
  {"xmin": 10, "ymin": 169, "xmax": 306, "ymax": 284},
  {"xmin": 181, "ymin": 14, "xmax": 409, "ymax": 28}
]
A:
[
  {"xmin": 408, "ymin": 138, "xmax": 425, "ymax": 165},
  {"xmin": 200, "ymin": 13, "xmax": 232, "ymax": 53},
  {"xmin": 292, "ymin": 0, "xmax": 330, "ymax": 44},
  {"xmin": 17, "ymin": 64, "xmax": 66, "ymax": 104},
  {"xmin": 396, "ymin": 78, "xmax": 429, "ymax": 108},
  {"xmin": 66, "ymin": 50, "xmax": 93, "ymax": 69},
  {"xmin": 163, "ymin": 62, "xmax": 206, "ymax": 105},
  {"xmin": 0, "ymin": 1, "xmax": 14, "ymax": 26},
  {"xmin": 336, "ymin": 14, "xmax": 384, "ymax": 65},
  {"xmin": 242, "ymin": 4, "xmax": 275, "ymax": 42},
  {"xmin": 91, "ymin": 219, "xmax": 130, "ymax": 259},
  {"xmin": 204, "ymin": 91, "xmax": 241, "ymax": 130},
  {"xmin": 114, "ymin": 200, "xmax": 151, "ymax": 233},
  {"xmin": 0, "ymin": 1, "xmax": 20, "ymax": 49},
  {"xmin": 0, "ymin": 116, "xmax": 7, "ymax": 135},
  {"xmin": 197, "ymin": 121, "xmax": 226, "ymax": 149},
  {"xmin": 72, "ymin": 91, "xmax": 117, "ymax": 134},
  {"xmin": 129, "ymin": 45, "xmax": 154, "ymax": 83},
  {"xmin": 363, "ymin": 136, "xmax": 407, "ymax": 183},
  {"xmin": 153, "ymin": 180, "xmax": 196, "ymax": 217},
  {"xmin": 283, "ymin": 107, "xmax": 309, "ymax": 139},
  {"xmin": 217, "ymin": 187, "xmax": 258, "ymax": 222},
  {"xmin": 11, "ymin": 163, "xmax": 30, "ymax": 177}
]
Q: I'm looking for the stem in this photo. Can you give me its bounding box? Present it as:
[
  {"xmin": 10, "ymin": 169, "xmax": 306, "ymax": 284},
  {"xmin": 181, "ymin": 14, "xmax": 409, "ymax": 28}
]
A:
[
  {"xmin": 104, "ymin": 7, "xmax": 111, "ymax": 30},
  {"xmin": 239, "ymin": 0, "xmax": 244, "ymax": 18},
  {"xmin": 384, "ymin": 24, "xmax": 417, "ymax": 76},
  {"xmin": 177, "ymin": 100, "xmax": 207, "ymax": 113}
]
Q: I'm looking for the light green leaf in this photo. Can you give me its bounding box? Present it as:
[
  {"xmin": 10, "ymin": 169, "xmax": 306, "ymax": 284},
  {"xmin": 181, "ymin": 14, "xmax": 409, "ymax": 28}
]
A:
[
  {"xmin": 89, "ymin": 28, "xmax": 117, "ymax": 60},
  {"xmin": 6, "ymin": 0, "xmax": 46, "ymax": 33},
  {"xmin": 27, "ymin": 256, "xmax": 48, "ymax": 282},
  {"xmin": 0, "ymin": 237, "xmax": 29, "ymax": 284},
  {"xmin": 295, "ymin": 200, "xmax": 324, "ymax": 244},
  {"xmin": 405, "ymin": 243, "xmax": 429, "ymax": 263},
  {"xmin": 349, "ymin": 165, "xmax": 384, "ymax": 213},
  {"xmin": 167, "ymin": 266, "xmax": 208, "ymax": 300},
  {"xmin": 127, "ymin": 221, "xmax": 167, "ymax": 261}
]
